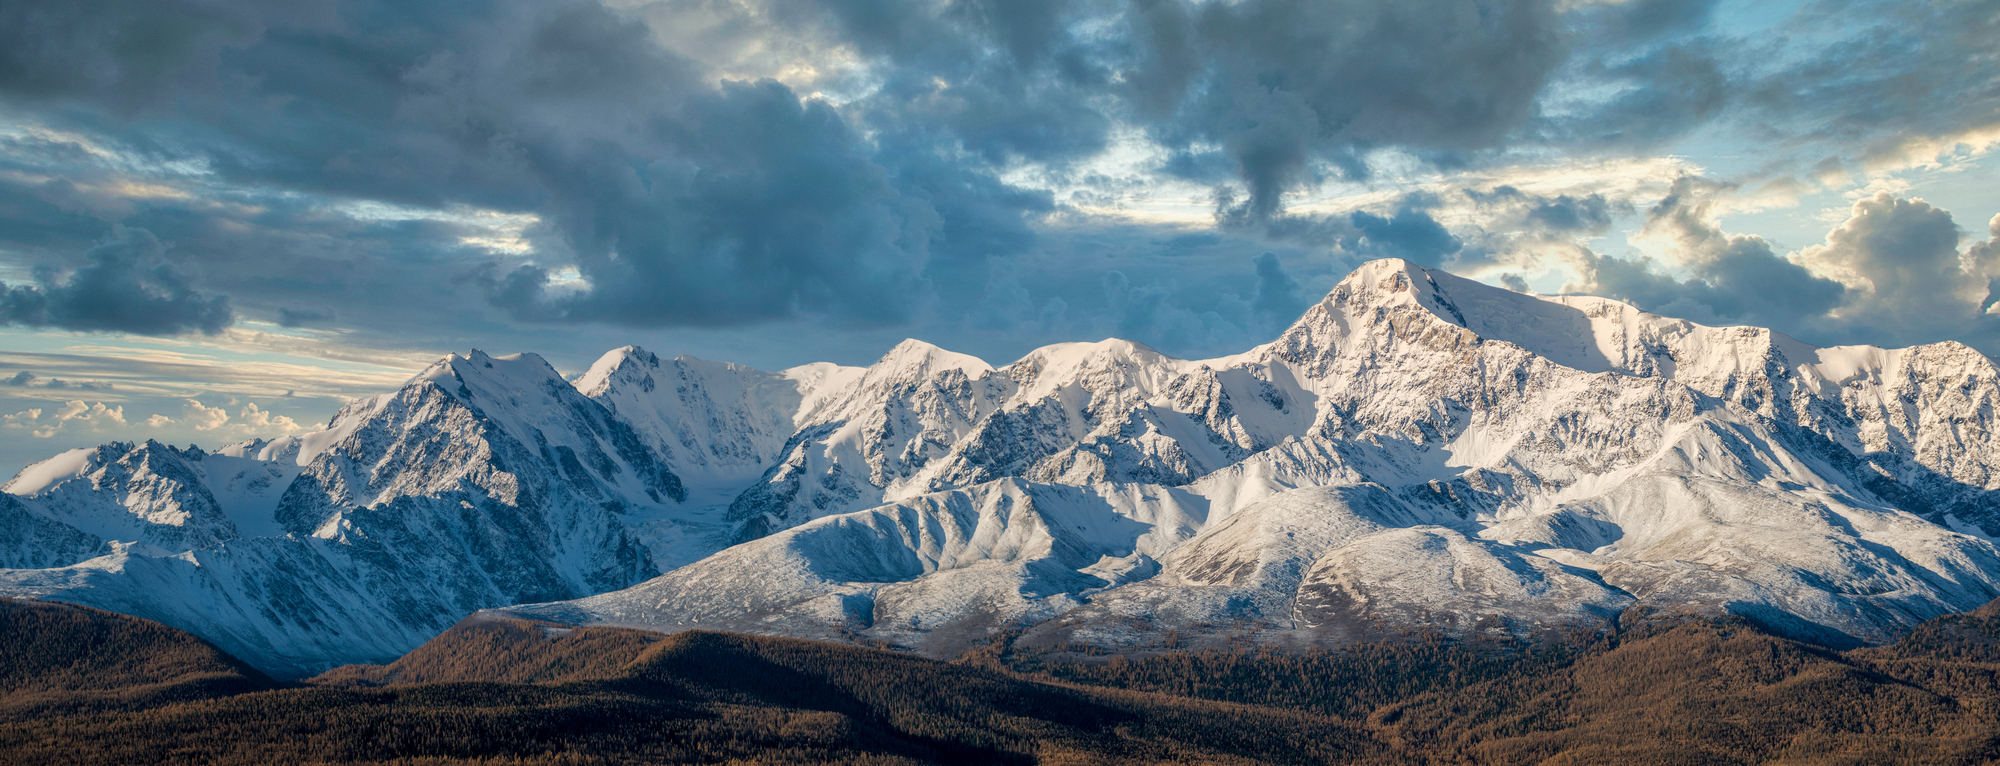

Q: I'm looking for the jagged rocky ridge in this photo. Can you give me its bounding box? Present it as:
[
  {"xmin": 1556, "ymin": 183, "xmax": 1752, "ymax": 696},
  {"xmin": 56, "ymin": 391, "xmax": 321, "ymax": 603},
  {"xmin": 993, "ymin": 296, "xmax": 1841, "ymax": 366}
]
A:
[
  {"xmin": 6, "ymin": 259, "xmax": 2000, "ymax": 673},
  {"xmin": 0, "ymin": 353, "xmax": 670, "ymax": 675}
]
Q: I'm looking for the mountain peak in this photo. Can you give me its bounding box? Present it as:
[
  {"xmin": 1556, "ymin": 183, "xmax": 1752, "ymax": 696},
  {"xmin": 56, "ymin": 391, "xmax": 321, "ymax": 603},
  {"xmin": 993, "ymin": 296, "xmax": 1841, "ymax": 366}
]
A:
[
  {"xmin": 1335, "ymin": 256, "xmax": 1427, "ymax": 286},
  {"xmin": 1325, "ymin": 258, "xmax": 1481, "ymax": 324},
  {"xmin": 607, "ymin": 344, "xmax": 661, "ymax": 367},
  {"xmin": 420, "ymin": 350, "xmax": 566, "ymax": 396},
  {"xmin": 1307, "ymin": 258, "xmax": 1724, "ymax": 377},
  {"xmin": 1043, "ymin": 337, "xmax": 1167, "ymax": 359},
  {"xmin": 15, "ymin": 258, "xmax": 2000, "ymax": 676},
  {"xmin": 575, "ymin": 345, "xmax": 662, "ymax": 396},
  {"xmin": 875, "ymin": 339, "xmax": 993, "ymax": 378},
  {"xmin": 1009, "ymin": 338, "xmax": 1184, "ymax": 396}
]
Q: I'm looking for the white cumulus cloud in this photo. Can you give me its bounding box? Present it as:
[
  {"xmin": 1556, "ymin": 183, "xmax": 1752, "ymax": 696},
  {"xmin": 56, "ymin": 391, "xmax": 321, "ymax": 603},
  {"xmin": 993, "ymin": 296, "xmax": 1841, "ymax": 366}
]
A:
[
  {"xmin": 235, "ymin": 402, "xmax": 303, "ymax": 434},
  {"xmin": 181, "ymin": 399, "xmax": 231, "ymax": 431},
  {"xmin": 2, "ymin": 400, "xmax": 127, "ymax": 438}
]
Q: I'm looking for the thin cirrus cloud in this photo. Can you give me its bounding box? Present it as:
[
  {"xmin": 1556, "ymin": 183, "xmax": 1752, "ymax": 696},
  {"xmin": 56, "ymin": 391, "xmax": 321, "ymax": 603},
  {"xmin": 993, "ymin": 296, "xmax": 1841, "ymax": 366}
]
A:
[{"xmin": 0, "ymin": 345, "xmax": 418, "ymax": 402}]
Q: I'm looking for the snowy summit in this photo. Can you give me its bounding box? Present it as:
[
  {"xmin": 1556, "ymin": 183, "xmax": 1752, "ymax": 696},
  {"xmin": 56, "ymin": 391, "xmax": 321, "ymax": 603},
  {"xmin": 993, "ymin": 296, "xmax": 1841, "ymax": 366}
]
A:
[{"xmin": 4, "ymin": 259, "xmax": 2000, "ymax": 674}]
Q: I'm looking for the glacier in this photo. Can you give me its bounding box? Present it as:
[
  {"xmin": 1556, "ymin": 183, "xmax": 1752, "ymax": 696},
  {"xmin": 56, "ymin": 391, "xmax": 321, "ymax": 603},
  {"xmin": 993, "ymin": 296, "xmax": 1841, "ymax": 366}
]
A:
[{"xmin": 6, "ymin": 258, "xmax": 2000, "ymax": 673}]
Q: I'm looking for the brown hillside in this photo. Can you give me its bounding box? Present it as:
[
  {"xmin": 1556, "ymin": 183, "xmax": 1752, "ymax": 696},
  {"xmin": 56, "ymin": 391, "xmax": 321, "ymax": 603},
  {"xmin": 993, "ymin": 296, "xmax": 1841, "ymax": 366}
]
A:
[
  {"xmin": 0, "ymin": 597, "xmax": 277, "ymax": 718},
  {"xmin": 5, "ymin": 611, "xmax": 1379, "ymax": 765},
  {"xmin": 310, "ymin": 614, "xmax": 664, "ymax": 686},
  {"xmin": 6, "ymin": 599, "xmax": 2000, "ymax": 764},
  {"xmin": 1015, "ymin": 605, "xmax": 2000, "ymax": 765}
]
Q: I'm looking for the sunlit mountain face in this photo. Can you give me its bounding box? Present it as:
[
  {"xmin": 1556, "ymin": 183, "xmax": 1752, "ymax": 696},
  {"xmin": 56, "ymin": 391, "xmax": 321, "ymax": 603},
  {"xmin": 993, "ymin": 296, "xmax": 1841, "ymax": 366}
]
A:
[{"xmin": 8, "ymin": 258, "xmax": 2000, "ymax": 676}]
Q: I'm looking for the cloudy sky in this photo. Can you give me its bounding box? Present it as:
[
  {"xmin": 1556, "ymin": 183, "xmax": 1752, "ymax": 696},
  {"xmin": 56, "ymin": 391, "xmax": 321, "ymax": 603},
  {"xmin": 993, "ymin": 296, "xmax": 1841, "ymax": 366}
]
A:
[{"xmin": 0, "ymin": 0, "xmax": 1996, "ymax": 477}]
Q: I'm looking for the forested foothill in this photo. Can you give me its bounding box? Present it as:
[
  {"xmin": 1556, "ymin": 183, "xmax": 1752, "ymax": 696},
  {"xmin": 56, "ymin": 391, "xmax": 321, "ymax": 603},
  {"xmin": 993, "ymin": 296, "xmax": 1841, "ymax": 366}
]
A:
[{"xmin": 3, "ymin": 597, "xmax": 1997, "ymax": 765}]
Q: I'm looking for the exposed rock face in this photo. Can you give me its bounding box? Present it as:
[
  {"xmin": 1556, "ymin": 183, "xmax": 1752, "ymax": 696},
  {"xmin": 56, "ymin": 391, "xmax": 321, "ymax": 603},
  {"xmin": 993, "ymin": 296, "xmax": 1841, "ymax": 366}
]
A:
[
  {"xmin": 0, "ymin": 352, "xmax": 668, "ymax": 676},
  {"xmin": 9, "ymin": 258, "xmax": 2000, "ymax": 673},
  {"xmin": 517, "ymin": 260, "xmax": 2000, "ymax": 653}
]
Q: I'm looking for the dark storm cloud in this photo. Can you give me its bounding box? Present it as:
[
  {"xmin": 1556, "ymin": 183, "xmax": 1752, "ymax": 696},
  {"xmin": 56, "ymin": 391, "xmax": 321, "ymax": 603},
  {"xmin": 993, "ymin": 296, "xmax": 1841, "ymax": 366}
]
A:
[
  {"xmin": 1126, "ymin": 0, "xmax": 1570, "ymax": 218},
  {"xmin": 0, "ymin": 137, "xmax": 140, "ymax": 249},
  {"xmin": 0, "ymin": 0, "xmax": 328, "ymax": 110},
  {"xmin": 0, "ymin": 169, "xmax": 507, "ymax": 348},
  {"xmin": 1250, "ymin": 251, "xmax": 1307, "ymax": 331},
  {"xmin": 133, "ymin": 198, "xmax": 511, "ymax": 342},
  {"xmin": 1542, "ymin": 0, "xmax": 1730, "ymax": 148},
  {"xmin": 636, "ymin": 0, "xmax": 1579, "ymax": 221},
  {"xmin": 276, "ymin": 307, "xmax": 335, "ymax": 328},
  {"xmin": 1759, "ymin": 1, "xmax": 2000, "ymax": 160},
  {"xmin": 1593, "ymin": 0, "xmax": 1719, "ymax": 42},
  {"xmin": 0, "ymin": 226, "xmax": 232, "ymax": 335},
  {"xmin": 1464, "ymin": 186, "xmax": 1620, "ymax": 234},
  {"xmin": 1579, "ymin": 43, "xmax": 1730, "ymax": 146},
  {"xmin": 489, "ymin": 79, "xmax": 936, "ymax": 326},
  {"xmin": 1526, "ymin": 194, "xmax": 1616, "ymax": 233},
  {"xmin": 858, "ymin": 127, "xmax": 1054, "ymax": 306},
  {"xmin": 0, "ymin": 132, "xmax": 506, "ymax": 347},
  {"xmin": 768, "ymin": 0, "xmax": 1114, "ymax": 164},
  {"xmin": 1, "ymin": 0, "xmax": 1996, "ymax": 365},
  {"xmin": 1237, "ymin": 193, "xmax": 1471, "ymax": 272},
  {"xmin": 0, "ymin": 0, "xmax": 1008, "ymax": 331},
  {"xmin": 1161, "ymin": 232, "xmax": 1223, "ymax": 256},
  {"xmin": 1546, "ymin": 0, "xmax": 2000, "ymax": 161},
  {"xmin": 1346, "ymin": 204, "xmax": 1464, "ymax": 267},
  {"xmin": 1577, "ymin": 247, "xmax": 1842, "ymax": 332}
]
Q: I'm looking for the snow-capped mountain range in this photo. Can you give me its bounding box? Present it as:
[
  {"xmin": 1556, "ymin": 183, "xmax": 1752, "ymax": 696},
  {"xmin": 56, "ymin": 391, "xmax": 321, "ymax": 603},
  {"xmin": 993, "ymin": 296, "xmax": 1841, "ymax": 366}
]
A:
[{"xmin": 5, "ymin": 259, "xmax": 2000, "ymax": 674}]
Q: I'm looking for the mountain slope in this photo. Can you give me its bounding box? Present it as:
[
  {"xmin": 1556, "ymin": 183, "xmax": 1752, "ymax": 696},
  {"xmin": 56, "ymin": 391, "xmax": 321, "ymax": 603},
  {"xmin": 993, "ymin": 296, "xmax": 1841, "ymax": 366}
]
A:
[
  {"xmin": 0, "ymin": 607, "xmax": 1389, "ymax": 766},
  {"xmin": 511, "ymin": 259, "xmax": 2000, "ymax": 653},
  {"xmin": 0, "ymin": 351, "xmax": 670, "ymax": 675},
  {"xmin": 1018, "ymin": 601, "xmax": 2000, "ymax": 766},
  {"xmin": 8, "ymin": 258, "xmax": 2000, "ymax": 672},
  {"xmin": 8, "ymin": 600, "xmax": 2000, "ymax": 765},
  {"xmin": 574, "ymin": 345, "xmax": 863, "ymax": 567},
  {"xmin": 0, "ymin": 597, "xmax": 277, "ymax": 719}
]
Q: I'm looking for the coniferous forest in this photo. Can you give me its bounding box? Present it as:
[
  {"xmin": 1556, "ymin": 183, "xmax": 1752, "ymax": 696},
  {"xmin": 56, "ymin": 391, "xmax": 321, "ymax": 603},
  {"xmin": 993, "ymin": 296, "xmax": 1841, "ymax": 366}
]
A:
[{"xmin": 3, "ymin": 596, "xmax": 1999, "ymax": 765}]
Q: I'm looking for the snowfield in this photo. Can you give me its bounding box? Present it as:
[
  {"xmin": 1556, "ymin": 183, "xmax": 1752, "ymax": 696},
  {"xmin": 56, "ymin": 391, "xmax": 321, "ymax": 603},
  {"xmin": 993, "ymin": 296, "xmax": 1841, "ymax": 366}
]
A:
[{"xmin": 6, "ymin": 258, "xmax": 2000, "ymax": 673}]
